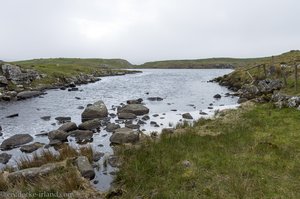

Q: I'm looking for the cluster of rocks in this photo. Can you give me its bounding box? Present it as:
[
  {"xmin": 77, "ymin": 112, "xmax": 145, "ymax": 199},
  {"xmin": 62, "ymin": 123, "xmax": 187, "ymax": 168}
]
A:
[
  {"xmin": 271, "ymin": 92, "xmax": 300, "ymax": 109},
  {"xmin": 214, "ymin": 74, "xmax": 300, "ymax": 109},
  {"xmin": 214, "ymin": 77, "xmax": 284, "ymax": 104}
]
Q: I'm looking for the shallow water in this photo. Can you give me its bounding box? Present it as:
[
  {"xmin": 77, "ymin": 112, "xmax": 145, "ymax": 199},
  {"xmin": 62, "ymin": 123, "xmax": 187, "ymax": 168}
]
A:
[{"xmin": 0, "ymin": 69, "xmax": 238, "ymax": 191}]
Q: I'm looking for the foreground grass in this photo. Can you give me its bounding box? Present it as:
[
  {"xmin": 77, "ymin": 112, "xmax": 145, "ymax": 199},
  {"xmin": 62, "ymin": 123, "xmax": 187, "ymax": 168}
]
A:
[
  {"xmin": 116, "ymin": 103, "xmax": 300, "ymax": 198},
  {"xmin": 0, "ymin": 145, "xmax": 101, "ymax": 199}
]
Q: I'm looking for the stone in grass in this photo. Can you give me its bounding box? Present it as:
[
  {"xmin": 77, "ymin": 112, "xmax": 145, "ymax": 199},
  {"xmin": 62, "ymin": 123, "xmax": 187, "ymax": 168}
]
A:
[{"xmin": 75, "ymin": 156, "xmax": 95, "ymax": 180}]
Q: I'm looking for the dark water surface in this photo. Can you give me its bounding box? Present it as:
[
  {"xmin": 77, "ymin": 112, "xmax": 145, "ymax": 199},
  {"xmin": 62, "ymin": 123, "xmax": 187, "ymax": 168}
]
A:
[{"xmin": 0, "ymin": 69, "xmax": 238, "ymax": 191}]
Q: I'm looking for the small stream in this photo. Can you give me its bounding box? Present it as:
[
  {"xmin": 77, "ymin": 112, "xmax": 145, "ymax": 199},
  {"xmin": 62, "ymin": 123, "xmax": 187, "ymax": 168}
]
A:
[{"xmin": 0, "ymin": 69, "xmax": 238, "ymax": 191}]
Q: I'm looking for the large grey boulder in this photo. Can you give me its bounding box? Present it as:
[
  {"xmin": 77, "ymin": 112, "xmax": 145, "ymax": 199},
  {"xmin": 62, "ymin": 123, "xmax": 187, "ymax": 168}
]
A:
[
  {"xmin": 75, "ymin": 156, "xmax": 95, "ymax": 180},
  {"xmin": 58, "ymin": 122, "xmax": 78, "ymax": 132},
  {"xmin": 118, "ymin": 104, "xmax": 149, "ymax": 116},
  {"xmin": 109, "ymin": 127, "xmax": 139, "ymax": 144},
  {"xmin": 69, "ymin": 130, "xmax": 93, "ymax": 144},
  {"xmin": 0, "ymin": 134, "xmax": 33, "ymax": 150},
  {"xmin": 48, "ymin": 130, "xmax": 69, "ymax": 142},
  {"xmin": 81, "ymin": 100, "xmax": 108, "ymax": 122},
  {"xmin": 0, "ymin": 153, "xmax": 12, "ymax": 164},
  {"xmin": 78, "ymin": 119, "xmax": 101, "ymax": 130},
  {"xmin": 17, "ymin": 91, "xmax": 42, "ymax": 100}
]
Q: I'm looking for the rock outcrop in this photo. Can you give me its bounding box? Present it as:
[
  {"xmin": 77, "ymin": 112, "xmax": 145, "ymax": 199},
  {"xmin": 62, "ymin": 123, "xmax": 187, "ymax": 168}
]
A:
[{"xmin": 2, "ymin": 64, "xmax": 40, "ymax": 85}]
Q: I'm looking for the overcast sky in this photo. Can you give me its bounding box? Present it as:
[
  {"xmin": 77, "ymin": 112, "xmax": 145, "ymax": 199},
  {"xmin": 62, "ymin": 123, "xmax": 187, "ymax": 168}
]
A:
[{"xmin": 0, "ymin": 0, "xmax": 299, "ymax": 64}]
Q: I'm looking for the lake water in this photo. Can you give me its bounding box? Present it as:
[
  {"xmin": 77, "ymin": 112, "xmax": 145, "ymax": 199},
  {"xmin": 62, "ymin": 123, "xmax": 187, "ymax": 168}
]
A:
[{"xmin": 0, "ymin": 69, "xmax": 238, "ymax": 191}]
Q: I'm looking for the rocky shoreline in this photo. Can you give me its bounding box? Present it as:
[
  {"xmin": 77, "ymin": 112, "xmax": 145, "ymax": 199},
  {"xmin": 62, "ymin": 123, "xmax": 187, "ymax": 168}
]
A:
[
  {"xmin": 0, "ymin": 63, "xmax": 140, "ymax": 102},
  {"xmin": 213, "ymin": 73, "xmax": 300, "ymax": 109}
]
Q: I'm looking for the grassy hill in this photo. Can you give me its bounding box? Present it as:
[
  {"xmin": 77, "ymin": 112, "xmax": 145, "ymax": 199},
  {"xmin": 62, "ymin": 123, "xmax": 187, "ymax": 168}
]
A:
[
  {"xmin": 138, "ymin": 50, "xmax": 300, "ymax": 69},
  {"xmin": 13, "ymin": 58, "xmax": 133, "ymax": 69}
]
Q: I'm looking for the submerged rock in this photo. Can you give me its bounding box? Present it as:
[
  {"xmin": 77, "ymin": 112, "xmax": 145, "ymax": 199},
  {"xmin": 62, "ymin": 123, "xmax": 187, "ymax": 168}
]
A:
[
  {"xmin": 182, "ymin": 113, "xmax": 193, "ymax": 119},
  {"xmin": 17, "ymin": 91, "xmax": 42, "ymax": 100},
  {"xmin": 0, "ymin": 134, "xmax": 33, "ymax": 150},
  {"xmin": 147, "ymin": 97, "xmax": 163, "ymax": 101},
  {"xmin": 55, "ymin": 116, "xmax": 71, "ymax": 123},
  {"xmin": 6, "ymin": 113, "xmax": 19, "ymax": 118},
  {"xmin": 213, "ymin": 94, "xmax": 222, "ymax": 99},
  {"xmin": 40, "ymin": 116, "xmax": 51, "ymax": 121},
  {"xmin": 142, "ymin": 115, "xmax": 150, "ymax": 121},
  {"xmin": 127, "ymin": 98, "xmax": 143, "ymax": 104}
]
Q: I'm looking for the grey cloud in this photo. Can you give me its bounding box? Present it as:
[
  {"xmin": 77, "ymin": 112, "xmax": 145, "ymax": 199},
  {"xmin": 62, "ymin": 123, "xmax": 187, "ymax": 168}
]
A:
[{"xmin": 0, "ymin": 0, "xmax": 299, "ymax": 64}]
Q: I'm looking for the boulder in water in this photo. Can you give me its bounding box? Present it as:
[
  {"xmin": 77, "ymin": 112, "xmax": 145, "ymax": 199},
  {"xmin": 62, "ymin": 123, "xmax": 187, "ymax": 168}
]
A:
[
  {"xmin": 81, "ymin": 100, "xmax": 108, "ymax": 122},
  {"xmin": 0, "ymin": 134, "xmax": 33, "ymax": 150}
]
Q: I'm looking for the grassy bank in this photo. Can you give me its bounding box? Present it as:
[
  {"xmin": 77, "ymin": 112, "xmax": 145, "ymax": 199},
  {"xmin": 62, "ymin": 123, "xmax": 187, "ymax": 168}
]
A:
[
  {"xmin": 115, "ymin": 103, "xmax": 300, "ymax": 198},
  {"xmin": 3, "ymin": 58, "xmax": 138, "ymax": 90},
  {"xmin": 138, "ymin": 50, "xmax": 300, "ymax": 69}
]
